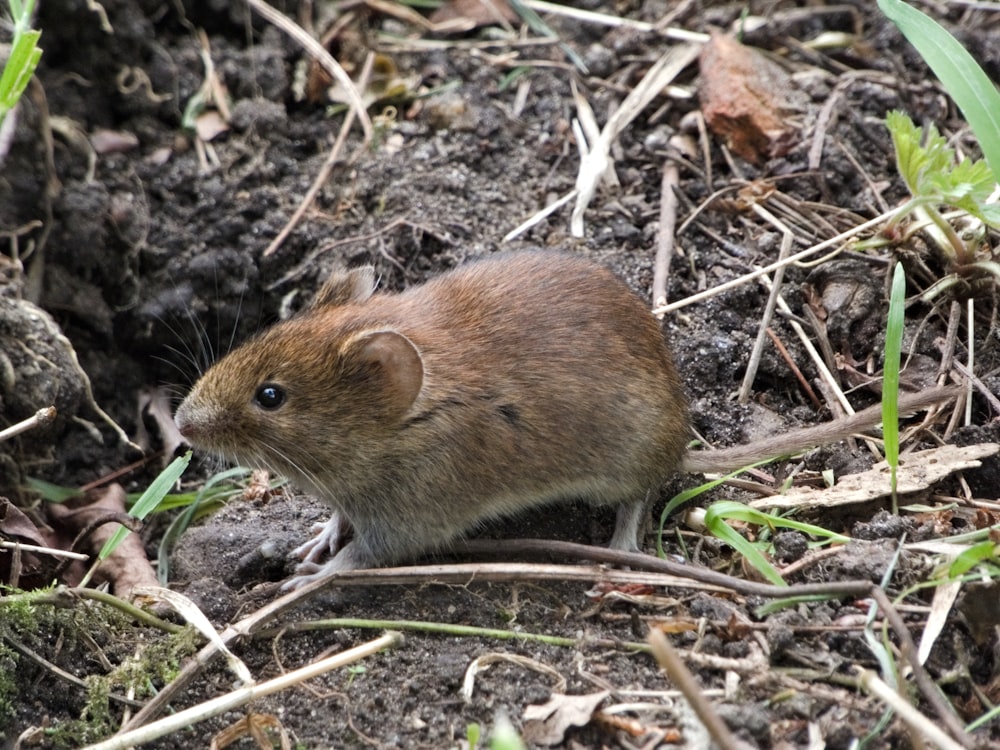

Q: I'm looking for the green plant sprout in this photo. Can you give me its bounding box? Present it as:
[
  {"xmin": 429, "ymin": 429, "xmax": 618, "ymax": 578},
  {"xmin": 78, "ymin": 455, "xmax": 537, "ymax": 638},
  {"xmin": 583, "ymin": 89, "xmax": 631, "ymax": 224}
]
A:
[
  {"xmin": 659, "ymin": 458, "xmax": 853, "ymax": 585},
  {"xmin": 656, "ymin": 455, "xmax": 786, "ymax": 558},
  {"xmin": 947, "ymin": 539, "xmax": 1000, "ymax": 578},
  {"xmin": 882, "ymin": 262, "xmax": 905, "ymax": 510},
  {"xmin": 0, "ymin": 0, "xmax": 43, "ymax": 129},
  {"xmin": 344, "ymin": 664, "xmax": 366, "ymax": 688},
  {"xmin": 873, "ymin": 0, "xmax": 1000, "ymax": 305},
  {"xmin": 878, "ymin": 0, "xmax": 1000, "ymax": 184},
  {"xmin": 489, "ymin": 714, "xmax": 527, "ymax": 750},
  {"xmin": 467, "ymin": 723, "xmax": 482, "ymax": 748},
  {"xmin": 883, "ymin": 111, "xmax": 1000, "ymax": 284}
]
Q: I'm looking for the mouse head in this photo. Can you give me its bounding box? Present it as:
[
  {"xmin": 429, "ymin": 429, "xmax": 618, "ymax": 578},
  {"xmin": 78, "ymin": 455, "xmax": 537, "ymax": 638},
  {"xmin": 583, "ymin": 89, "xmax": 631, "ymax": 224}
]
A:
[{"xmin": 174, "ymin": 266, "xmax": 424, "ymax": 487}]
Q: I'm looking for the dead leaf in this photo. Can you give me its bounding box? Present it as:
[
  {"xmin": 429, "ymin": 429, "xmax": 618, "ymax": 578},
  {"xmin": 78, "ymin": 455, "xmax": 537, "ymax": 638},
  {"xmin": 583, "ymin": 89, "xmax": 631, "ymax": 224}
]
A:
[
  {"xmin": 211, "ymin": 712, "xmax": 291, "ymax": 750},
  {"xmin": 90, "ymin": 128, "xmax": 140, "ymax": 155},
  {"xmin": 522, "ymin": 691, "xmax": 610, "ymax": 746},
  {"xmin": 0, "ymin": 498, "xmax": 47, "ymax": 587},
  {"xmin": 699, "ymin": 32, "xmax": 802, "ymax": 163},
  {"xmin": 918, "ymin": 579, "xmax": 961, "ymax": 664},
  {"xmin": 46, "ymin": 484, "xmax": 159, "ymax": 598},
  {"xmin": 749, "ymin": 443, "xmax": 1000, "ymax": 511},
  {"xmin": 429, "ymin": 0, "xmax": 518, "ymax": 30},
  {"xmin": 461, "ymin": 652, "xmax": 566, "ymax": 702},
  {"xmin": 1, "ymin": 498, "xmax": 47, "ymax": 547}
]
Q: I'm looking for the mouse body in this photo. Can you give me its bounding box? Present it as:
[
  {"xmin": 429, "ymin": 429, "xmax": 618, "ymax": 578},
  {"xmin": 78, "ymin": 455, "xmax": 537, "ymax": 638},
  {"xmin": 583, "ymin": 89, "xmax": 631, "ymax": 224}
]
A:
[
  {"xmin": 175, "ymin": 252, "xmax": 690, "ymax": 588},
  {"xmin": 176, "ymin": 252, "xmax": 952, "ymax": 590}
]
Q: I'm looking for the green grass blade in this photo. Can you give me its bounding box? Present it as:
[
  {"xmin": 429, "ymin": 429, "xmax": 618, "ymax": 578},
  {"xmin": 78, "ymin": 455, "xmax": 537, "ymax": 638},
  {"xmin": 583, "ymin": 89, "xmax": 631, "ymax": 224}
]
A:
[
  {"xmin": 156, "ymin": 466, "xmax": 255, "ymax": 584},
  {"xmin": 878, "ymin": 0, "xmax": 1000, "ymax": 184},
  {"xmin": 25, "ymin": 477, "xmax": 83, "ymax": 503},
  {"xmin": 703, "ymin": 503, "xmax": 786, "ymax": 586},
  {"xmin": 705, "ymin": 501, "xmax": 850, "ymax": 544},
  {"xmin": 0, "ymin": 30, "xmax": 42, "ymax": 110},
  {"xmin": 98, "ymin": 451, "xmax": 192, "ymax": 561},
  {"xmin": 656, "ymin": 461, "xmax": 772, "ymax": 558},
  {"xmin": 882, "ymin": 263, "xmax": 906, "ymax": 507}
]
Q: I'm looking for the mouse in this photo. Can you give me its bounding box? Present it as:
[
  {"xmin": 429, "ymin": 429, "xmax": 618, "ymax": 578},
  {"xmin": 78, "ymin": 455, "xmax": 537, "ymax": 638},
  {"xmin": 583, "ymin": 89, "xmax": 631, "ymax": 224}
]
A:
[{"xmin": 174, "ymin": 251, "xmax": 953, "ymax": 590}]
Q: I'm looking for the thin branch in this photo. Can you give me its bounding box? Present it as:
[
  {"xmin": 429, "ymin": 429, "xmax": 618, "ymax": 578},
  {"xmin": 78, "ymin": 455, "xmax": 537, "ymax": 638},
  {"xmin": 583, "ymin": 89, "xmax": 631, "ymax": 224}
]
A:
[{"xmin": 654, "ymin": 208, "xmax": 900, "ymax": 315}]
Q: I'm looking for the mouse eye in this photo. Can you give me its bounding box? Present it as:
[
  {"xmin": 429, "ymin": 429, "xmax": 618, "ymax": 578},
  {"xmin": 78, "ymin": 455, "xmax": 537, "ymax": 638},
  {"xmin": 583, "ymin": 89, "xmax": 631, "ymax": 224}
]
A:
[{"xmin": 254, "ymin": 383, "xmax": 286, "ymax": 410}]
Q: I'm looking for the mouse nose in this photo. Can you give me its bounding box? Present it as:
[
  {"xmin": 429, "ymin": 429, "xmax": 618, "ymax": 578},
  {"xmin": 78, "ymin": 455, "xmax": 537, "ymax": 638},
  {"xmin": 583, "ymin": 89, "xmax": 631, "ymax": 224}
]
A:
[{"xmin": 173, "ymin": 402, "xmax": 198, "ymax": 440}]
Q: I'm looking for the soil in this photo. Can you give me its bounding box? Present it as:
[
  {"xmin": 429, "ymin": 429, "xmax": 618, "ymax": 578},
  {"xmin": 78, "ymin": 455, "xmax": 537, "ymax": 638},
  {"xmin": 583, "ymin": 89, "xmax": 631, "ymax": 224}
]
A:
[{"xmin": 2, "ymin": 0, "xmax": 1000, "ymax": 748}]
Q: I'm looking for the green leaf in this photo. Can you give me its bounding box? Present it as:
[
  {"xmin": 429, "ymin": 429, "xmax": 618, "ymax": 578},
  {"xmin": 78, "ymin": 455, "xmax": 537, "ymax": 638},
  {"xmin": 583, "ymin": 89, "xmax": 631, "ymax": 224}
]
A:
[
  {"xmin": 657, "ymin": 459, "xmax": 775, "ymax": 558},
  {"xmin": 929, "ymin": 158, "xmax": 997, "ymax": 210},
  {"xmin": 702, "ymin": 501, "xmax": 850, "ymax": 544},
  {"xmin": 702, "ymin": 504, "xmax": 786, "ymax": 586},
  {"xmin": 98, "ymin": 451, "xmax": 192, "ymax": 561},
  {"xmin": 0, "ymin": 30, "xmax": 42, "ymax": 110},
  {"xmin": 948, "ymin": 540, "xmax": 999, "ymax": 577},
  {"xmin": 886, "ymin": 111, "xmax": 926, "ymax": 195},
  {"xmin": 976, "ymin": 204, "xmax": 1000, "ymax": 228},
  {"xmin": 156, "ymin": 466, "xmax": 256, "ymax": 584},
  {"xmin": 882, "ymin": 263, "xmax": 906, "ymax": 503},
  {"xmin": 879, "ymin": 0, "xmax": 1000, "ymax": 184},
  {"xmin": 26, "ymin": 477, "xmax": 81, "ymax": 503}
]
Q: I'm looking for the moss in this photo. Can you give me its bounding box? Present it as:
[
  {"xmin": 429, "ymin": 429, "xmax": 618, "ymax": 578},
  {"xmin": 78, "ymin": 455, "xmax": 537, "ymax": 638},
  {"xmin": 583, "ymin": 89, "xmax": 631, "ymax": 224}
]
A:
[{"xmin": 0, "ymin": 588, "xmax": 199, "ymax": 745}]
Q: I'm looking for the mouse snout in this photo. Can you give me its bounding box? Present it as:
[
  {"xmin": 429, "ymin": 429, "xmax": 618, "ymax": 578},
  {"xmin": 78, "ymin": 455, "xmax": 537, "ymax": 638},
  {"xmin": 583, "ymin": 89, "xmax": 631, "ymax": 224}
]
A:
[{"xmin": 173, "ymin": 399, "xmax": 205, "ymax": 441}]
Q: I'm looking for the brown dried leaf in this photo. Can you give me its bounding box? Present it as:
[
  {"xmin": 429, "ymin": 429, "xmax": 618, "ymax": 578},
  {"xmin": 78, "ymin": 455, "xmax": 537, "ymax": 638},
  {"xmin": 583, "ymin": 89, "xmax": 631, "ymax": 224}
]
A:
[
  {"xmin": 522, "ymin": 691, "xmax": 610, "ymax": 746},
  {"xmin": 47, "ymin": 484, "xmax": 159, "ymax": 598},
  {"xmin": 429, "ymin": 0, "xmax": 518, "ymax": 30},
  {"xmin": 1, "ymin": 498, "xmax": 47, "ymax": 546},
  {"xmin": 699, "ymin": 32, "xmax": 802, "ymax": 163},
  {"xmin": 0, "ymin": 498, "xmax": 47, "ymax": 587},
  {"xmin": 749, "ymin": 443, "xmax": 1000, "ymax": 511},
  {"xmin": 210, "ymin": 712, "xmax": 291, "ymax": 750}
]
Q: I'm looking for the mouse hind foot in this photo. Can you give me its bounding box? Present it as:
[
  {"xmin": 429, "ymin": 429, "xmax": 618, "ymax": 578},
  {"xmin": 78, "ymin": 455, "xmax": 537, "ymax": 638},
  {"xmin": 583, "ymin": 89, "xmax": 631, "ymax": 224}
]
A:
[{"xmin": 609, "ymin": 491, "xmax": 654, "ymax": 553}]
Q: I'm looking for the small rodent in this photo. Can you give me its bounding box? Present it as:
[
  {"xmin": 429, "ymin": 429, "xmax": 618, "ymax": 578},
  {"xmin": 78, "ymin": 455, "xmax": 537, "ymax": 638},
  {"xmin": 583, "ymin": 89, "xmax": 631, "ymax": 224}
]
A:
[{"xmin": 174, "ymin": 252, "xmax": 951, "ymax": 590}]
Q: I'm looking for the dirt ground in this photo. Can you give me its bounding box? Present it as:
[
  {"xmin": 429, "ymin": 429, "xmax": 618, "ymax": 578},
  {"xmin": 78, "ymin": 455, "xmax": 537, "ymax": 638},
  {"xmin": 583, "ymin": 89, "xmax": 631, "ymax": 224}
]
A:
[{"xmin": 2, "ymin": 0, "xmax": 1000, "ymax": 747}]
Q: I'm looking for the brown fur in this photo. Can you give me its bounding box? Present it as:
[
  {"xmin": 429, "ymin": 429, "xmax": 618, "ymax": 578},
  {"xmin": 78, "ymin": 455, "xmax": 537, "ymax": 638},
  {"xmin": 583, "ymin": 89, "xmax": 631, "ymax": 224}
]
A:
[{"xmin": 174, "ymin": 252, "xmax": 951, "ymax": 588}]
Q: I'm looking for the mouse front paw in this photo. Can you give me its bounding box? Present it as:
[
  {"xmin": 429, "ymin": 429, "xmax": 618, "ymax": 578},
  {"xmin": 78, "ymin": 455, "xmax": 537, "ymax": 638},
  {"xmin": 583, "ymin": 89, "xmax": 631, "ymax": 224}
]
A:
[
  {"xmin": 291, "ymin": 512, "xmax": 350, "ymax": 564},
  {"xmin": 281, "ymin": 539, "xmax": 374, "ymax": 592}
]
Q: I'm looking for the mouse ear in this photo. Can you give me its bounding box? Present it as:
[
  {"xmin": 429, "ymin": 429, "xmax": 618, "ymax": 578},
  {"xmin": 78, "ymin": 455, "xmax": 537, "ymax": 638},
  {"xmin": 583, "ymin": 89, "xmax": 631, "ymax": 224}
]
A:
[
  {"xmin": 312, "ymin": 266, "xmax": 376, "ymax": 309},
  {"xmin": 346, "ymin": 330, "xmax": 424, "ymax": 415}
]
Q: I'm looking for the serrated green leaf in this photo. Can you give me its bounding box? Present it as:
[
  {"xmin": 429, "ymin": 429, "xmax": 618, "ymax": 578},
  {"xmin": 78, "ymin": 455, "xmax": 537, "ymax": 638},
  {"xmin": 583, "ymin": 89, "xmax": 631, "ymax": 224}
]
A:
[
  {"xmin": 887, "ymin": 110, "xmax": 926, "ymax": 194},
  {"xmin": 929, "ymin": 158, "xmax": 997, "ymax": 206},
  {"xmin": 977, "ymin": 205, "xmax": 1000, "ymax": 228},
  {"xmin": 879, "ymin": 0, "xmax": 1000, "ymax": 184}
]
